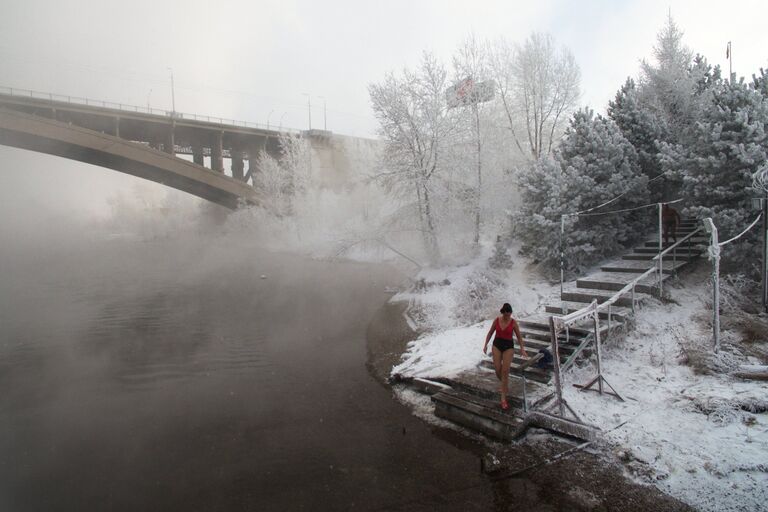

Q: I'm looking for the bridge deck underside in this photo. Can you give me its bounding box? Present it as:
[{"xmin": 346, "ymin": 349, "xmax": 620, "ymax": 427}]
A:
[{"xmin": 0, "ymin": 108, "xmax": 262, "ymax": 209}]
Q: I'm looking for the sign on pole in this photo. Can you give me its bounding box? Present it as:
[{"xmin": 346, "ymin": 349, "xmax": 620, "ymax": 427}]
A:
[{"xmin": 445, "ymin": 77, "xmax": 495, "ymax": 108}]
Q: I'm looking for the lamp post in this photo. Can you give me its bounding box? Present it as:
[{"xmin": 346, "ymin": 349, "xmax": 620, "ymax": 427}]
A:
[
  {"xmin": 147, "ymin": 88, "xmax": 152, "ymax": 111},
  {"xmin": 278, "ymin": 112, "xmax": 287, "ymax": 132},
  {"xmin": 167, "ymin": 67, "xmax": 176, "ymax": 116},
  {"xmin": 267, "ymin": 109, "xmax": 274, "ymax": 130},
  {"xmin": 317, "ymin": 96, "xmax": 327, "ymax": 130}
]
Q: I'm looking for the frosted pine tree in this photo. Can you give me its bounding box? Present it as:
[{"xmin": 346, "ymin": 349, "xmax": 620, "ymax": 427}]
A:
[
  {"xmin": 608, "ymin": 78, "xmax": 668, "ymax": 200},
  {"xmin": 639, "ymin": 14, "xmax": 698, "ymax": 139},
  {"xmin": 516, "ymin": 109, "xmax": 649, "ymax": 275},
  {"xmin": 660, "ymin": 80, "xmax": 768, "ymax": 271}
]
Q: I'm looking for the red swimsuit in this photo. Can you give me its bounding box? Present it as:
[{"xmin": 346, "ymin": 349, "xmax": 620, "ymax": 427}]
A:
[{"xmin": 492, "ymin": 317, "xmax": 516, "ymax": 352}]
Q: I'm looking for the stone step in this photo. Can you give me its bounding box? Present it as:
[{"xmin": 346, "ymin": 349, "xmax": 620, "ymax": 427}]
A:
[
  {"xmin": 431, "ymin": 377, "xmax": 526, "ymax": 407},
  {"xmin": 601, "ymin": 259, "xmax": 687, "ymax": 274},
  {"xmin": 520, "ymin": 316, "xmax": 617, "ymax": 339},
  {"xmin": 513, "ymin": 335, "xmax": 574, "ymax": 353},
  {"xmin": 642, "ymin": 238, "xmax": 706, "ymax": 248},
  {"xmin": 544, "ymin": 302, "xmax": 633, "ymax": 323},
  {"xmin": 519, "ymin": 331, "xmax": 581, "ymax": 349},
  {"xmin": 622, "ymin": 253, "xmax": 699, "ymax": 261},
  {"xmin": 577, "ymin": 271, "xmax": 669, "ymax": 295},
  {"xmin": 480, "ymin": 360, "xmax": 552, "ymax": 384},
  {"xmin": 561, "ymin": 286, "xmax": 650, "ymax": 308},
  {"xmin": 633, "ymin": 246, "xmax": 703, "ymax": 255},
  {"xmin": 432, "ymin": 389, "xmax": 527, "ymax": 441},
  {"xmin": 518, "ymin": 316, "xmax": 595, "ymax": 336}
]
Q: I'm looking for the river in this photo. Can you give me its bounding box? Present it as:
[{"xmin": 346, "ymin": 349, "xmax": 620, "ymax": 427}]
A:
[{"xmin": 0, "ymin": 234, "xmax": 506, "ymax": 511}]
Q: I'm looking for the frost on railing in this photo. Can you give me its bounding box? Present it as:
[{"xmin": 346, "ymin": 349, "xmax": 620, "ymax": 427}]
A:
[{"xmin": 0, "ymin": 85, "xmax": 300, "ymax": 134}]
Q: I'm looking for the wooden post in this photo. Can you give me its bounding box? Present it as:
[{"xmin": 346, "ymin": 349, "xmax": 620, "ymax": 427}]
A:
[
  {"xmin": 593, "ymin": 312, "xmax": 604, "ymax": 394},
  {"xmin": 549, "ymin": 315, "xmax": 565, "ymax": 417}
]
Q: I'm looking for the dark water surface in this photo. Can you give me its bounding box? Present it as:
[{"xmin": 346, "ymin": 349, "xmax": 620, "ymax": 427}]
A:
[{"xmin": 0, "ymin": 236, "xmax": 508, "ymax": 511}]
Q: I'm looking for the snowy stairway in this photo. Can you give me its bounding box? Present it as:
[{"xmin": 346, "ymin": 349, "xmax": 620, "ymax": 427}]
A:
[
  {"xmin": 522, "ymin": 218, "xmax": 703, "ymax": 385},
  {"xmin": 423, "ymin": 219, "xmax": 703, "ymax": 443}
]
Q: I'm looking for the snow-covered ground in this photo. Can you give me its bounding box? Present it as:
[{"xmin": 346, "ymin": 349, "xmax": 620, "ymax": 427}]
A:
[
  {"xmin": 391, "ymin": 263, "xmax": 768, "ymax": 512},
  {"xmin": 392, "ymin": 242, "xmax": 556, "ymax": 336}
]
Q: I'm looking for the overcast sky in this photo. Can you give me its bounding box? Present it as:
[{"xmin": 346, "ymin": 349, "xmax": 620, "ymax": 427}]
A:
[{"xmin": 2, "ymin": 0, "xmax": 767, "ymax": 138}]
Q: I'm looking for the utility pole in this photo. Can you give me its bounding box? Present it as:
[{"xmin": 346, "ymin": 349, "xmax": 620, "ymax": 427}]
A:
[
  {"xmin": 727, "ymin": 41, "xmax": 733, "ymax": 81},
  {"xmin": 762, "ymin": 192, "xmax": 768, "ymax": 312}
]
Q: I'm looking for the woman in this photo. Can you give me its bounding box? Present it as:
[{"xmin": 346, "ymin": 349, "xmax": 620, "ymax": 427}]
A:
[{"xmin": 483, "ymin": 303, "xmax": 528, "ymax": 410}]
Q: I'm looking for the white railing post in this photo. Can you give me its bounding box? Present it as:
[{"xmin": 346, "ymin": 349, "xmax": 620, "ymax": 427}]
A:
[
  {"xmin": 560, "ymin": 215, "xmax": 566, "ymax": 314},
  {"xmin": 703, "ymin": 218, "xmax": 720, "ymax": 353},
  {"xmin": 658, "ymin": 203, "xmax": 663, "ymax": 297}
]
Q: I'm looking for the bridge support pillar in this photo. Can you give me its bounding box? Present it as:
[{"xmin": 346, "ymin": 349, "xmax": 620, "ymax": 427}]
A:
[
  {"xmin": 113, "ymin": 117, "xmax": 120, "ymax": 138},
  {"xmin": 231, "ymin": 149, "xmax": 244, "ymax": 181},
  {"xmin": 165, "ymin": 122, "xmax": 175, "ymax": 156},
  {"xmin": 211, "ymin": 132, "xmax": 224, "ymax": 172},
  {"xmin": 192, "ymin": 145, "xmax": 204, "ymax": 166}
]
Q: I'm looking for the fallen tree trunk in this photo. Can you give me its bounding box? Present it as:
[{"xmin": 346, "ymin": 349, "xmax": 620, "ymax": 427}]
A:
[{"xmin": 733, "ymin": 365, "xmax": 768, "ymax": 382}]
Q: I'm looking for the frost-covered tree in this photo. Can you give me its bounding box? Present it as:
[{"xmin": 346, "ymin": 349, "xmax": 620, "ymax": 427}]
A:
[
  {"xmin": 252, "ymin": 133, "xmax": 312, "ymax": 217},
  {"xmin": 515, "ymin": 109, "xmax": 649, "ymax": 274},
  {"xmin": 660, "ymin": 80, "xmax": 768, "ymax": 271},
  {"xmin": 453, "ymin": 34, "xmax": 491, "ymax": 245},
  {"xmin": 753, "ymin": 68, "xmax": 768, "ymax": 97},
  {"xmin": 689, "ymin": 54, "xmax": 723, "ymax": 96},
  {"xmin": 487, "ymin": 32, "xmax": 580, "ymax": 160},
  {"xmin": 369, "ymin": 52, "xmax": 458, "ymax": 263},
  {"xmin": 639, "ymin": 14, "xmax": 698, "ymax": 137},
  {"xmin": 608, "ymin": 77, "xmax": 668, "ymax": 200}
]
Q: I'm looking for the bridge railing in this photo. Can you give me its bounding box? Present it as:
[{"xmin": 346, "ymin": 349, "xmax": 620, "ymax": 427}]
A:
[{"xmin": 0, "ymin": 85, "xmax": 301, "ymax": 134}]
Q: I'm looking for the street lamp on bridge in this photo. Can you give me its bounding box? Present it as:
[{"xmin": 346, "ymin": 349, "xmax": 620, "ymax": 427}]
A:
[
  {"xmin": 167, "ymin": 67, "xmax": 176, "ymax": 116},
  {"xmin": 317, "ymin": 96, "xmax": 327, "ymax": 131}
]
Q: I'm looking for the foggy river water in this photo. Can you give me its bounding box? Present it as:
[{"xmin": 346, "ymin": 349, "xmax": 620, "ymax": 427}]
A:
[{"xmin": 0, "ymin": 235, "xmax": 504, "ymax": 511}]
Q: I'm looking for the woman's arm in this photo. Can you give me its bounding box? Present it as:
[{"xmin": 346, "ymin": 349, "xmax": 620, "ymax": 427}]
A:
[
  {"xmin": 513, "ymin": 322, "xmax": 528, "ymax": 358},
  {"xmin": 483, "ymin": 318, "xmax": 496, "ymax": 354}
]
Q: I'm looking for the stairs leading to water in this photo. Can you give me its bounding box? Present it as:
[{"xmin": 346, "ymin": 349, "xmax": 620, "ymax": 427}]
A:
[{"xmin": 428, "ymin": 219, "xmax": 703, "ymax": 441}]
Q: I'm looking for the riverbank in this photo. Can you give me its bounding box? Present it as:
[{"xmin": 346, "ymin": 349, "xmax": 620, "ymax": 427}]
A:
[{"xmin": 365, "ymin": 297, "xmax": 694, "ymax": 511}]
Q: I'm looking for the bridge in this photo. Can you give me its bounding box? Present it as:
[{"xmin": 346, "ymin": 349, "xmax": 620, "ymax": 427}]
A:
[{"xmin": 0, "ymin": 87, "xmax": 372, "ymax": 209}]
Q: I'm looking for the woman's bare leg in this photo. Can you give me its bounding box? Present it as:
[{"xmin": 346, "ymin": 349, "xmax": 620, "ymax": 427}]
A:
[
  {"xmin": 492, "ymin": 346, "xmax": 502, "ymax": 381},
  {"xmin": 500, "ymin": 348, "xmax": 515, "ymax": 402}
]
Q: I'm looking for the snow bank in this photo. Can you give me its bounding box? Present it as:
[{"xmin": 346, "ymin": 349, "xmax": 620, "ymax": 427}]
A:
[
  {"xmin": 393, "ymin": 243, "xmax": 556, "ymax": 333},
  {"xmin": 392, "ymin": 325, "xmax": 487, "ymax": 378}
]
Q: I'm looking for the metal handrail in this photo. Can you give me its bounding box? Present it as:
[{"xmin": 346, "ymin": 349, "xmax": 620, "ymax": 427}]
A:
[
  {"xmin": 0, "ymin": 85, "xmax": 301, "ymax": 134},
  {"xmin": 553, "ymin": 224, "xmax": 704, "ymax": 331}
]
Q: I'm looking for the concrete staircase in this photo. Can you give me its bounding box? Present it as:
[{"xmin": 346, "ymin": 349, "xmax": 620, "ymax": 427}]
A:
[{"xmin": 430, "ymin": 219, "xmax": 703, "ymax": 441}]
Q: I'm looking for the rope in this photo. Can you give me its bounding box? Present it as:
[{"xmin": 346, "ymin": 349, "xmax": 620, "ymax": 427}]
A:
[
  {"xmin": 565, "ymin": 198, "xmax": 683, "ymax": 219},
  {"xmin": 718, "ymin": 212, "xmax": 763, "ymax": 247},
  {"xmin": 569, "ymin": 173, "xmax": 672, "ymax": 216}
]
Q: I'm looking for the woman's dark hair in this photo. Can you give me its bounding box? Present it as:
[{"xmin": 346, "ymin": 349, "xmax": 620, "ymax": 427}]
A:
[{"xmin": 500, "ymin": 303, "xmax": 513, "ymax": 314}]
